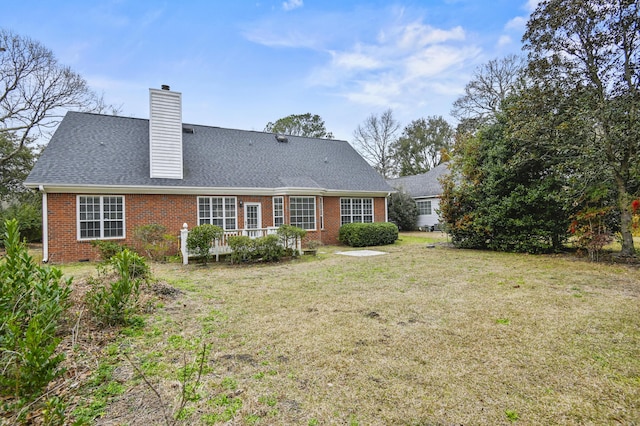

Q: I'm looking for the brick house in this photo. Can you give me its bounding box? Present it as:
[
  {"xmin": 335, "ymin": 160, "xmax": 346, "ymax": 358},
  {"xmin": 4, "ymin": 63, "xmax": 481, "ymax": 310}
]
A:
[{"xmin": 24, "ymin": 87, "xmax": 394, "ymax": 263}]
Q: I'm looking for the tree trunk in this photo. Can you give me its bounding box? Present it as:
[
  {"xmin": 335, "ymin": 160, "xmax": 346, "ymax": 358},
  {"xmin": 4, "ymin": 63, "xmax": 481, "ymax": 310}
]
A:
[{"xmin": 616, "ymin": 180, "xmax": 636, "ymax": 257}]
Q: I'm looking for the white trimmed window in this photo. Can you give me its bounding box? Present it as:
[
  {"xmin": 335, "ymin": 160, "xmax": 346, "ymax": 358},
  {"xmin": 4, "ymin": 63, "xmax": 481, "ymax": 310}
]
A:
[
  {"xmin": 340, "ymin": 198, "xmax": 373, "ymax": 225},
  {"xmin": 198, "ymin": 197, "xmax": 237, "ymax": 230},
  {"xmin": 78, "ymin": 195, "xmax": 125, "ymax": 240},
  {"xmin": 417, "ymin": 200, "xmax": 432, "ymax": 215},
  {"xmin": 289, "ymin": 196, "xmax": 316, "ymax": 230},
  {"xmin": 273, "ymin": 196, "xmax": 284, "ymax": 227}
]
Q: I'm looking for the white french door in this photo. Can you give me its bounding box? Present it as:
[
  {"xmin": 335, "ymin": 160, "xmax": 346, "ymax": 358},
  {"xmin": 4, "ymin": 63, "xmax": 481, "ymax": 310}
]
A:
[{"xmin": 244, "ymin": 203, "xmax": 262, "ymax": 230}]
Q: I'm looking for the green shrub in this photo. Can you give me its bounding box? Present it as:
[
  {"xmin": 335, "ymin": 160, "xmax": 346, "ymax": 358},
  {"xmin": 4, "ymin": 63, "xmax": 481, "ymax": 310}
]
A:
[
  {"xmin": 42, "ymin": 396, "xmax": 67, "ymax": 426},
  {"xmin": 186, "ymin": 224, "xmax": 224, "ymax": 265},
  {"xmin": 91, "ymin": 239, "xmax": 125, "ymax": 261},
  {"xmin": 133, "ymin": 223, "xmax": 177, "ymax": 261},
  {"xmin": 228, "ymin": 235, "xmax": 254, "ymax": 263},
  {"xmin": 228, "ymin": 234, "xmax": 285, "ymax": 263},
  {"xmin": 387, "ymin": 190, "xmax": 418, "ymax": 231},
  {"xmin": 254, "ymin": 234, "xmax": 285, "ymax": 262},
  {"xmin": 111, "ymin": 247, "xmax": 150, "ymax": 280},
  {"xmin": 338, "ymin": 222, "xmax": 399, "ymax": 247},
  {"xmin": 0, "ymin": 219, "xmax": 72, "ymax": 399},
  {"xmin": 86, "ymin": 249, "xmax": 147, "ymax": 326},
  {"xmin": 0, "ymin": 201, "xmax": 42, "ymax": 245},
  {"xmin": 276, "ymin": 224, "xmax": 306, "ymax": 256}
]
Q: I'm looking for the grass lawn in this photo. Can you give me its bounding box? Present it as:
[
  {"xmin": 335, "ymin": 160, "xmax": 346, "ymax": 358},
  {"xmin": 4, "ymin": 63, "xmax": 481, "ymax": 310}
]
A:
[{"xmin": 55, "ymin": 232, "xmax": 639, "ymax": 425}]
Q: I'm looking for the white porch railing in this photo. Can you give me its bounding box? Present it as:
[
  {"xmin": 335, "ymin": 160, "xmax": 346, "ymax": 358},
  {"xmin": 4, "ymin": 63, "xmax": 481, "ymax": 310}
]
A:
[{"xmin": 179, "ymin": 224, "xmax": 301, "ymax": 264}]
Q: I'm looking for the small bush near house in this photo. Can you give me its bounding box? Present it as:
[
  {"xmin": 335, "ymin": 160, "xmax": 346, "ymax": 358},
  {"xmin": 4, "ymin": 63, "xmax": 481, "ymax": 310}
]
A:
[
  {"xmin": 85, "ymin": 249, "xmax": 148, "ymax": 326},
  {"xmin": 133, "ymin": 223, "xmax": 177, "ymax": 261},
  {"xmin": 255, "ymin": 234, "xmax": 285, "ymax": 261},
  {"xmin": 276, "ymin": 224, "xmax": 306, "ymax": 256},
  {"xmin": 228, "ymin": 234, "xmax": 285, "ymax": 263},
  {"xmin": 186, "ymin": 224, "xmax": 224, "ymax": 265},
  {"xmin": 0, "ymin": 219, "xmax": 72, "ymax": 400},
  {"xmin": 339, "ymin": 222, "xmax": 399, "ymax": 247},
  {"xmin": 227, "ymin": 235, "xmax": 254, "ymax": 263},
  {"xmin": 91, "ymin": 239, "xmax": 126, "ymax": 261}
]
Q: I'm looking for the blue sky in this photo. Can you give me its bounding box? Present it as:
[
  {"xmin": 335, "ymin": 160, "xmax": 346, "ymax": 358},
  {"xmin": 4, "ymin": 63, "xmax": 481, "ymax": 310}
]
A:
[{"xmin": 2, "ymin": 0, "xmax": 538, "ymax": 141}]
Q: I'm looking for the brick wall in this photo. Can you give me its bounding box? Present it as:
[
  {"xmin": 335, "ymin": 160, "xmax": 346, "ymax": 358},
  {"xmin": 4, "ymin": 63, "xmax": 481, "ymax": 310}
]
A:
[
  {"xmin": 45, "ymin": 193, "xmax": 387, "ymax": 263},
  {"xmin": 321, "ymin": 197, "xmax": 387, "ymax": 243},
  {"xmin": 46, "ymin": 193, "xmax": 197, "ymax": 263}
]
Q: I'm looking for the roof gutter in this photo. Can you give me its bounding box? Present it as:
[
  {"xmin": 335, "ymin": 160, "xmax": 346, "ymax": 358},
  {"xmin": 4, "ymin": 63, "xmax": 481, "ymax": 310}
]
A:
[{"xmin": 25, "ymin": 183, "xmax": 392, "ymax": 198}]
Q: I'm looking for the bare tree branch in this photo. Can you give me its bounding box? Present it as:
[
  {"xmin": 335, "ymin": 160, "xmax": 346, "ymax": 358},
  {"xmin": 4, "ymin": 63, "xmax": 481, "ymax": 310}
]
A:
[
  {"xmin": 0, "ymin": 28, "xmax": 117, "ymax": 166},
  {"xmin": 451, "ymin": 54, "xmax": 526, "ymax": 132},
  {"xmin": 352, "ymin": 109, "xmax": 400, "ymax": 178}
]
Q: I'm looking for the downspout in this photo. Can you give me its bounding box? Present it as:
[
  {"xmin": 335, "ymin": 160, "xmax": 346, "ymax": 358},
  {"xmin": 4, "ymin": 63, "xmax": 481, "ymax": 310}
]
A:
[
  {"xmin": 39, "ymin": 185, "xmax": 49, "ymax": 263},
  {"xmin": 385, "ymin": 192, "xmax": 390, "ymax": 222}
]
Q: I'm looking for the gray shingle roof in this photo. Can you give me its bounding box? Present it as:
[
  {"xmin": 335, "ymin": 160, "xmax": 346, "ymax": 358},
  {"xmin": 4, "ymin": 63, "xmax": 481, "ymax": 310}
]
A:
[
  {"xmin": 25, "ymin": 112, "xmax": 393, "ymax": 194},
  {"xmin": 386, "ymin": 163, "xmax": 449, "ymax": 198}
]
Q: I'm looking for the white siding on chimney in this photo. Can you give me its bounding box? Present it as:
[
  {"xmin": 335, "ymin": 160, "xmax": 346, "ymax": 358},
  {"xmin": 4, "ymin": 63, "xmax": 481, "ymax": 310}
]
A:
[{"xmin": 149, "ymin": 88, "xmax": 183, "ymax": 179}]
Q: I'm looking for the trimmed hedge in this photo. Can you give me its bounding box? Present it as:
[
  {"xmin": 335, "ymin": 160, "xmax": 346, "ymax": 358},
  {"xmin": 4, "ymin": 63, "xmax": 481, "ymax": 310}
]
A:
[{"xmin": 338, "ymin": 222, "xmax": 399, "ymax": 247}]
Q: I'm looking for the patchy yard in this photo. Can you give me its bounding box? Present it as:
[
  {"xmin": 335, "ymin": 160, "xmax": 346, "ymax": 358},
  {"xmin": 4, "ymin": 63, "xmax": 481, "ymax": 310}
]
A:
[{"xmin": 17, "ymin": 233, "xmax": 640, "ymax": 424}]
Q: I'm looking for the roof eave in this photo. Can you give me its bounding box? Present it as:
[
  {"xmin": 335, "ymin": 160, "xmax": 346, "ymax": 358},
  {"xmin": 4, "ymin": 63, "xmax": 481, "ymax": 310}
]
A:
[
  {"xmin": 26, "ymin": 183, "xmax": 392, "ymax": 197},
  {"xmin": 414, "ymin": 194, "xmax": 441, "ymax": 199}
]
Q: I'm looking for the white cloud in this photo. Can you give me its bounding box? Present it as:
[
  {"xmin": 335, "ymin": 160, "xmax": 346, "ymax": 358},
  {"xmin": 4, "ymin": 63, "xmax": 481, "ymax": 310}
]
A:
[
  {"xmin": 243, "ymin": 28, "xmax": 319, "ymax": 48},
  {"xmin": 428, "ymin": 80, "xmax": 467, "ymax": 96},
  {"xmin": 245, "ymin": 7, "xmax": 486, "ymax": 118},
  {"xmin": 331, "ymin": 50, "xmax": 381, "ymax": 70},
  {"xmin": 395, "ymin": 23, "xmax": 465, "ymax": 49},
  {"xmin": 525, "ymin": 0, "xmax": 541, "ymax": 13},
  {"xmin": 306, "ymin": 18, "xmax": 480, "ymax": 109},
  {"xmin": 404, "ymin": 45, "xmax": 474, "ymax": 79},
  {"xmin": 499, "ymin": 1, "xmax": 540, "ymax": 49},
  {"xmin": 282, "ymin": 0, "xmax": 303, "ymax": 11},
  {"xmin": 505, "ymin": 16, "xmax": 527, "ymax": 32},
  {"xmin": 345, "ymin": 78, "xmax": 403, "ymax": 108},
  {"xmin": 501, "ymin": 1, "xmax": 540, "ymax": 35},
  {"xmin": 497, "ymin": 35, "xmax": 512, "ymax": 47}
]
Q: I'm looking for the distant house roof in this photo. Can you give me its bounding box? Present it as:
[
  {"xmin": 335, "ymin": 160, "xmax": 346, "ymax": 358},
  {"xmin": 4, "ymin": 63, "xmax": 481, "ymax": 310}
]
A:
[
  {"xmin": 25, "ymin": 112, "xmax": 393, "ymax": 196},
  {"xmin": 386, "ymin": 162, "xmax": 449, "ymax": 198}
]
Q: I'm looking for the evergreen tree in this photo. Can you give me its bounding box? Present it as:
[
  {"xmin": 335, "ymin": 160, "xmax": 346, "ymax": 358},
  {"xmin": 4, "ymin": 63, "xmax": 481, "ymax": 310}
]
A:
[
  {"xmin": 388, "ymin": 191, "xmax": 418, "ymax": 231},
  {"xmin": 440, "ymin": 109, "xmax": 570, "ymax": 253}
]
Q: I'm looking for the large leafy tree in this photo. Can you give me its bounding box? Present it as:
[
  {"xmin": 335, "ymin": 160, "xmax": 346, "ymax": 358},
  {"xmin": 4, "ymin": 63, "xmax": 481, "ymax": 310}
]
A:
[
  {"xmin": 264, "ymin": 113, "xmax": 334, "ymax": 138},
  {"xmin": 439, "ymin": 107, "xmax": 571, "ymax": 253},
  {"xmin": 0, "ymin": 28, "xmax": 115, "ymax": 167},
  {"xmin": 392, "ymin": 116, "xmax": 453, "ymax": 176},
  {"xmin": 352, "ymin": 109, "xmax": 400, "ymax": 179},
  {"xmin": 523, "ymin": 0, "xmax": 640, "ymax": 256}
]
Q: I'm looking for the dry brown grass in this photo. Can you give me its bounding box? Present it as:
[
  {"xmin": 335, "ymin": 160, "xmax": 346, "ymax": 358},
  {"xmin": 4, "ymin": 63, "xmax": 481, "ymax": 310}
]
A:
[{"xmin": 60, "ymin": 233, "xmax": 639, "ymax": 425}]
